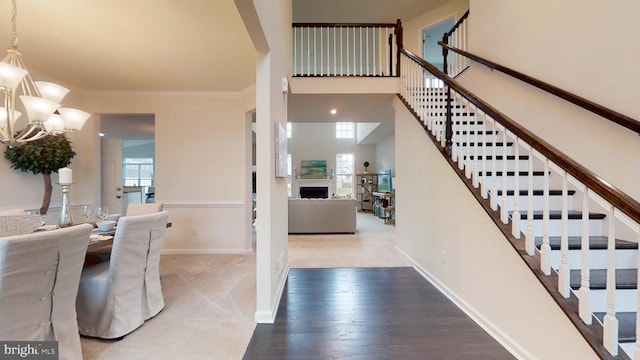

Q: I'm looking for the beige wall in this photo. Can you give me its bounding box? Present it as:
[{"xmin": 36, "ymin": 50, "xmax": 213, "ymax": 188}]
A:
[
  {"xmin": 246, "ymin": 0, "xmax": 292, "ymax": 323},
  {"xmin": 394, "ymin": 97, "xmax": 598, "ymax": 359},
  {"xmin": 461, "ymin": 0, "xmax": 639, "ymax": 200},
  {"xmin": 87, "ymin": 90, "xmax": 254, "ymax": 253}
]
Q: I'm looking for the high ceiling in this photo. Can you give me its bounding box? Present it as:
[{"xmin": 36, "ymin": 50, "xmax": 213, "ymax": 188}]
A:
[{"xmin": 0, "ymin": 0, "xmax": 447, "ymax": 92}]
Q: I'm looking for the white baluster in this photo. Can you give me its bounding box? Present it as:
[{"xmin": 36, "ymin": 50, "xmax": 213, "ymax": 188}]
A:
[
  {"xmin": 525, "ymin": 147, "xmax": 535, "ymax": 256},
  {"xmin": 471, "ymin": 103, "xmax": 480, "ymax": 188},
  {"xmin": 578, "ymin": 187, "xmax": 591, "ymax": 324},
  {"xmin": 558, "ymin": 171, "xmax": 570, "ymax": 297},
  {"xmin": 294, "ymin": 28, "xmax": 297, "ymax": 75},
  {"xmin": 320, "ymin": 27, "xmax": 323, "ymax": 75},
  {"xmin": 540, "ymin": 158, "xmax": 551, "ymax": 275},
  {"xmin": 460, "ymin": 96, "xmax": 468, "ymax": 172},
  {"xmin": 359, "ymin": 27, "xmax": 363, "ymax": 76},
  {"xmin": 490, "ymin": 120, "xmax": 498, "ymax": 211},
  {"xmin": 511, "ymin": 137, "xmax": 521, "ymax": 238},
  {"xmin": 307, "ymin": 27, "xmax": 311, "ymax": 75},
  {"xmin": 603, "ymin": 205, "xmax": 618, "ymax": 356},
  {"xmin": 340, "ymin": 27, "xmax": 343, "ymax": 76},
  {"xmin": 366, "ymin": 27, "xmax": 369, "ymax": 76},
  {"xmin": 479, "ymin": 111, "xmax": 487, "ymax": 198},
  {"xmin": 464, "ymin": 99, "xmax": 472, "ymax": 178},
  {"xmin": 500, "ymin": 129, "xmax": 509, "ymax": 224}
]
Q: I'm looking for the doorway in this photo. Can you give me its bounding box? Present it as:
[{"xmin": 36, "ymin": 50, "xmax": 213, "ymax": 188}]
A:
[
  {"xmin": 422, "ymin": 17, "xmax": 455, "ymax": 73},
  {"xmin": 99, "ymin": 114, "xmax": 155, "ymax": 216}
]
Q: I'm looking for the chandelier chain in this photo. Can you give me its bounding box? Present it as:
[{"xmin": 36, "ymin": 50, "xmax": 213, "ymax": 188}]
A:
[{"xmin": 11, "ymin": 0, "xmax": 17, "ymax": 48}]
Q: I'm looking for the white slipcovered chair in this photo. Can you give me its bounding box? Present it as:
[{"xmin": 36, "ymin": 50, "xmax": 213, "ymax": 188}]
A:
[
  {"xmin": 0, "ymin": 223, "xmax": 93, "ymax": 360},
  {"xmin": 76, "ymin": 211, "xmax": 169, "ymax": 339},
  {"xmin": 126, "ymin": 202, "xmax": 163, "ymax": 216}
]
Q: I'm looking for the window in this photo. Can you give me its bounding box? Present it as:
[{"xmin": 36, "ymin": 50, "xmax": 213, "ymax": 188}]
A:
[
  {"xmin": 287, "ymin": 122, "xmax": 292, "ymax": 138},
  {"xmin": 335, "ymin": 122, "xmax": 354, "ymax": 139},
  {"xmin": 123, "ymin": 158, "xmax": 154, "ymax": 189},
  {"xmin": 335, "ymin": 153, "xmax": 354, "ymax": 196},
  {"xmin": 287, "ymin": 154, "xmax": 292, "ymax": 197}
]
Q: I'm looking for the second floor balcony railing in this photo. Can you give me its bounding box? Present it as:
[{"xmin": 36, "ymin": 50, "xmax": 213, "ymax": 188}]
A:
[{"xmin": 292, "ymin": 21, "xmax": 402, "ymax": 77}]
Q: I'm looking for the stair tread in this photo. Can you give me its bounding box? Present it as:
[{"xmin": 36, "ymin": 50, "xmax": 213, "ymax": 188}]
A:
[
  {"xmin": 480, "ymin": 171, "xmax": 546, "ymax": 176},
  {"xmin": 466, "ymin": 155, "xmax": 529, "ymax": 160},
  {"xmin": 534, "ymin": 236, "xmax": 637, "ymax": 250},
  {"xmin": 496, "ymin": 189, "xmax": 575, "ymax": 196},
  {"xmin": 593, "ymin": 312, "xmax": 636, "ymax": 342},
  {"xmin": 514, "ymin": 210, "xmax": 606, "ymax": 220},
  {"xmin": 455, "ymin": 142, "xmax": 513, "ymax": 146},
  {"xmin": 570, "ymin": 269, "xmax": 637, "ymax": 290}
]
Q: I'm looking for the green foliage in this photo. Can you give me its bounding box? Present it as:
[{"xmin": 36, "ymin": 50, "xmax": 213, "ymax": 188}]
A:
[{"xmin": 4, "ymin": 134, "xmax": 76, "ymax": 175}]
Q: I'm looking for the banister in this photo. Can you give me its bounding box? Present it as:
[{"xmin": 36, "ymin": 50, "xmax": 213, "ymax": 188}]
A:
[
  {"xmin": 438, "ymin": 43, "xmax": 640, "ymax": 135},
  {"xmin": 445, "ymin": 9, "xmax": 470, "ymax": 37},
  {"xmin": 401, "ymin": 47, "xmax": 640, "ymax": 224},
  {"xmin": 292, "ymin": 22, "xmax": 396, "ymax": 28}
]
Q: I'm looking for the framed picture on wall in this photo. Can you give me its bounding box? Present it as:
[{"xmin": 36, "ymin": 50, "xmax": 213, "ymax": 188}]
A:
[{"xmin": 275, "ymin": 121, "xmax": 288, "ymax": 178}]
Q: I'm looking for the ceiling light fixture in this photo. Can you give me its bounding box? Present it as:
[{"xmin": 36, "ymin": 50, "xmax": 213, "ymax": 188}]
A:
[
  {"xmin": 0, "ymin": 0, "xmax": 89, "ymax": 147},
  {"xmin": 330, "ymin": 109, "xmax": 337, "ymax": 115}
]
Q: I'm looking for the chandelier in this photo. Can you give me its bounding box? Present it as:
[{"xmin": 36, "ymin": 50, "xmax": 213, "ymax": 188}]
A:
[{"xmin": 0, "ymin": 0, "xmax": 89, "ymax": 147}]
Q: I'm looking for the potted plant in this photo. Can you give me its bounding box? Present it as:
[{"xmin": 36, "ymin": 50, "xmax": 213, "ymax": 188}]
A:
[
  {"xmin": 4, "ymin": 134, "xmax": 76, "ymax": 215},
  {"xmin": 363, "ymin": 161, "xmax": 370, "ymax": 173}
]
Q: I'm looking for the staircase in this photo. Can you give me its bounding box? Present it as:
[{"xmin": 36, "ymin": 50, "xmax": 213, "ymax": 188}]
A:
[{"xmin": 399, "ymin": 82, "xmax": 640, "ymax": 359}]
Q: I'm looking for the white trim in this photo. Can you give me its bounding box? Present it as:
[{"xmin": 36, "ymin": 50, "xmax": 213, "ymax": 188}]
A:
[
  {"xmin": 395, "ymin": 246, "xmax": 534, "ymax": 360},
  {"xmin": 162, "ymin": 201, "xmax": 245, "ymax": 209},
  {"xmin": 161, "ymin": 248, "xmax": 253, "ymax": 255},
  {"xmin": 255, "ymin": 266, "xmax": 290, "ymax": 324}
]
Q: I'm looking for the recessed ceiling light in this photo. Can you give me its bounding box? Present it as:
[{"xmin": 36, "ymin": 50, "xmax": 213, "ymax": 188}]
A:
[
  {"xmin": 99, "ymin": 132, "xmax": 105, "ymax": 137},
  {"xmin": 330, "ymin": 109, "xmax": 337, "ymax": 115}
]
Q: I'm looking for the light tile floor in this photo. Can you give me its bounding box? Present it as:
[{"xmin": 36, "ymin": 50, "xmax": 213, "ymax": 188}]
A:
[{"xmin": 81, "ymin": 212, "xmax": 408, "ymax": 359}]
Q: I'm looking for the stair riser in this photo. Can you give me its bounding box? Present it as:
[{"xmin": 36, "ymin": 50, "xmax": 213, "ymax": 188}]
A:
[
  {"xmin": 520, "ymin": 218, "xmax": 605, "ymax": 237},
  {"xmin": 462, "ymin": 159, "xmax": 531, "ymax": 172},
  {"xmin": 483, "ymin": 175, "xmax": 545, "ymax": 189},
  {"xmin": 501, "ymin": 195, "xmax": 569, "ymax": 212},
  {"xmin": 580, "ymin": 289, "xmax": 638, "ymax": 313},
  {"xmin": 548, "ymin": 249, "xmax": 637, "ymax": 270}
]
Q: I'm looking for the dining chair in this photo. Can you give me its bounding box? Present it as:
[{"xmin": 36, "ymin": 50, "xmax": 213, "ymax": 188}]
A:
[
  {"xmin": 126, "ymin": 202, "xmax": 164, "ymax": 216},
  {"xmin": 142, "ymin": 210, "xmax": 169, "ymax": 320},
  {"xmin": 76, "ymin": 211, "xmax": 169, "ymax": 339},
  {"xmin": 0, "ymin": 223, "xmax": 93, "ymax": 360}
]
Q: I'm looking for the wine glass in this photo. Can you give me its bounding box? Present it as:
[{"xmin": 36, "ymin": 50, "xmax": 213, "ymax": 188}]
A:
[
  {"xmin": 82, "ymin": 205, "xmax": 94, "ymax": 222},
  {"xmin": 96, "ymin": 207, "xmax": 109, "ymax": 222}
]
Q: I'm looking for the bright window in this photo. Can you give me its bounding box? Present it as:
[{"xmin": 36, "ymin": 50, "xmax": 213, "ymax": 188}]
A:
[
  {"xmin": 287, "ymin": 122, "xmax": 292, "ymax": 138},
  {"xmin": 335, "ymin": 122, "xmax": 354, "ymax": 139},
  {"xmin": 335, "ymin": 153, "xmax": 354, "ymax": 196},
  {"xmin": 123, "ymin": 158, "xmax": 154, "ymax": 188}
]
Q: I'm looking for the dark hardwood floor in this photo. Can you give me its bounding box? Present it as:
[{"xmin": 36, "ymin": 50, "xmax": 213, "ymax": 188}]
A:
[{"xmin": 243, "ymin": 267, "xmax": 516, "ymax": 360}]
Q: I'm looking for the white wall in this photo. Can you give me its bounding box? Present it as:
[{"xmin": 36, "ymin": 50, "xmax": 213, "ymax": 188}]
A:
[
  {"xmin": 460, "ymin": 0, "xmax": 639, "ymax": 200},
  {"xmin": 288, "ymin": 122, "xmax": 376, "ymax": 184},
  {"xmin": 240, "ymin": 0, "xmax": 292, "ymax": 323},
  {"xmin": 87, "ymin": 90, "xmax": 254, "ymax": 253},
  {"xmin": 394, "ymin": 97, "xmax": 598, "ymax": 359},
  {"xmin": 375, "ymin": 134, "xmax": 395, "ymax": 174}
]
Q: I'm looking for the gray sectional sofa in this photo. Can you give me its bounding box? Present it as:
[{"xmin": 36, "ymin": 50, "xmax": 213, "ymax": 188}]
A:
[{"xmin": 288, "ymin": 198, "xmax": 357, "ymax": 234}]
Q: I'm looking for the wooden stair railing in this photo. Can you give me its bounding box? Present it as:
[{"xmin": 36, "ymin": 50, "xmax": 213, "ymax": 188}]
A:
[
  {"xmin": 441, "ymin": 10, "xmax": 470, "ymax": 78},
  {"xmin": 292, "ymin": 21, "xmax": 402, "ymax": 77},
  {"xmin": 438, "ymin": 42, "xmax": 640, "ymax": 135},
  {"xmin": 399, "ymin": 46, "xmax": 640, "ymax": 359}
]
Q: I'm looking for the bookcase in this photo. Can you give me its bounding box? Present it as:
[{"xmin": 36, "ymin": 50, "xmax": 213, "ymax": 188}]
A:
[{"xmin": 355, "ymin": 173, "xmax": 377, "ymax": 211}]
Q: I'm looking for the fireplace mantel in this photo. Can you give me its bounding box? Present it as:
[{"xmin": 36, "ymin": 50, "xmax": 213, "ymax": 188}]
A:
[{"xmin": 293, "ymin": 179, "xmax": 335, "ymax": 198}]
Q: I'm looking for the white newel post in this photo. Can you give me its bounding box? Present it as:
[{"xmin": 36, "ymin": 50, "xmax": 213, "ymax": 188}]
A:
[
  {"xmin": 603, "ymin": 205, "xmax": 618, "ymax": 356},
  {"xmin": 579, "ymin": 187, "xmax": 592, "ymax": 324}
]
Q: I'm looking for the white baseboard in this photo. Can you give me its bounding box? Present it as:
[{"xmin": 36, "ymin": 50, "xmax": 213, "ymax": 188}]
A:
[
  {"xmin": 255, "ymin": 266, "xmax": 289, "ymax": 324},
  {"xmin": 395, "ymin": 246, "xmax": 534, "ymax": 360},
  {"xmin": 161, "ymin": 248, "xmax": 254, "ymax": 255}
]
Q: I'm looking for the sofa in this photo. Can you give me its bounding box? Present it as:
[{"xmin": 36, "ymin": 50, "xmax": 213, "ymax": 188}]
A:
[{"xmin": 288, "ymin": 198, "xmax": 356, "ymax": 234}]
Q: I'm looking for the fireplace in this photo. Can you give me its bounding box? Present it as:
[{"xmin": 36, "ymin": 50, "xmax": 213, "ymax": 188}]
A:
[{"xmin": 299, "ymin": 186, "xmax": 329, "ymax": 199}]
